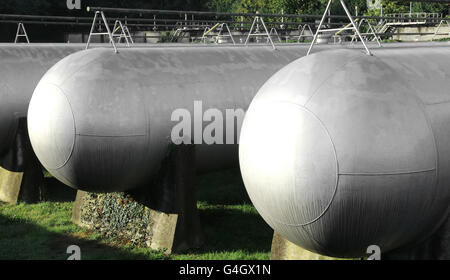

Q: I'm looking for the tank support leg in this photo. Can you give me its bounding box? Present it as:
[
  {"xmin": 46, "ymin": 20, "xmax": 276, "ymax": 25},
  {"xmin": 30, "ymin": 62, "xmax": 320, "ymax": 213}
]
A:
[
  {"xmin": 272, "ymin": 218, "xmax": 450, "ymax": 260},
  {"xmin": 0, "ymin": 118, "xmax": 44, "ymax": 204},
  {"xmin": 270, "ymin": 232, "xmax": 343, "ymax": 260},
  {"xmin": 384, "ymin": 214, "xmax": 450, "ymax": 260},
  {"xmin": 72, "ymin": 144, "xmax": 204, "ymax": 254}
]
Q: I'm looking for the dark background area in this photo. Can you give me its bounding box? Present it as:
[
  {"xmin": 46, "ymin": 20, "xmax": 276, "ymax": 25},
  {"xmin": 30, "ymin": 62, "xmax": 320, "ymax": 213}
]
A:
[
  {"xmin": 0, "ymin": 0, "xmax": 213, "ymax": 42},
  {"xmin": 0, "ymin": 1, "xmax": 449, "ymax": 42}
]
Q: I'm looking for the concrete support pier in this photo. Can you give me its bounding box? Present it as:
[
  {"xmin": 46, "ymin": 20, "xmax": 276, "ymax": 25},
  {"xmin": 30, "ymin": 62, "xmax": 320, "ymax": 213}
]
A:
[
  {"xmin": 72, "ymin": 144, "xmax": 204, "ymax": 254},
  {"xmin": 270, "ymin": 232, "xmax": 341, "ymax": 260},
  {"xmin": 0, "ymin": 118, "xmax": 44, "ymax": 204},
  {"xmin": 384, "ymin": 214, "xmax": 450, "ymax": 260},
  {"xmin": 271, "ymin": 213, "xmax": 450, "ymax": 260}
]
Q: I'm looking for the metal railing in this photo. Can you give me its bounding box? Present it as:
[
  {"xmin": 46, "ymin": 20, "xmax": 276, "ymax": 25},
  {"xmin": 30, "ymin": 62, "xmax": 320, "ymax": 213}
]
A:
[
  {"xmin": 2, "ymin": 8, "xmax": 450, "ymax": 44},
  {"xmin": 385, "ymin": 12, "xmax": 442, "ymax": 24}
]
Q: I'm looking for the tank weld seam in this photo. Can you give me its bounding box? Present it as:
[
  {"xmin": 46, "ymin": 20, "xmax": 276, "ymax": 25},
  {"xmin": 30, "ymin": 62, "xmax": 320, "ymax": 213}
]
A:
[
  {"xmin": 412, "ymin": 91, "xmax": 440, "ymax": 209},
  {"xmin": 339, "ymin": 168, "xmax": 436, "ymax": 176},
  {"xmin": 60, "ymin": 51, "xmax": 110, "ymax": 86},
  {"xmin": 425, "ymin": 101, "xmax": 450, "ymax": 106},
  {"xmin": 376, "ymin": 54, "xmax": 440, "ymax": 210},
  {"xmin": 45, "ymin": 83, "xmax": 76, "ymax": 170},
  {"xmin": 76, "ymin": 134, "xmax": 146, "ymax": 138},
  {"xmin": 265, "ymin": 100, "xmax": 340, "ymax": 227},
  {"xmin": 298, "ymin": 105, "xmax": 339, "ymax": 226},
  {"xmin": 49, "ymin": 165, "xmax": 75, "ymax": 182},
  {"xmin": 303, "ymin": 54, "xmax": 360, "ymax": 108}
]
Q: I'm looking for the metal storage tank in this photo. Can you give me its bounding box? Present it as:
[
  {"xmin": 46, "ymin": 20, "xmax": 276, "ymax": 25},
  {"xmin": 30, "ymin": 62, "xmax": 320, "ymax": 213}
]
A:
[
  {"xmin": 28, "ymin": 45, "xmax": 315, "ymax": 192},
  {"xmin": 0, "ymin": 43, "xmax": 191, "ymax": 167},
  {"xmin": 239, "ymin": 47, "xmax": 450, "ymax": 257}
]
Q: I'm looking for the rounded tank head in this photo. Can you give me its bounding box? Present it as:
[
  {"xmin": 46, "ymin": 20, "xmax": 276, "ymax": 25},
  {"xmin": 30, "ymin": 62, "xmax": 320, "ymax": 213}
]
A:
[
  {"xmin": 28, "ymin": 83, "xmax": 75, "ymax": 174},
  {"xmin": 28, "ymin": 49, "xmax": 156, "ymax": 192},
  {"xmin": 239, "ymin": 49, "xmax": 449, "ymax": 258}
]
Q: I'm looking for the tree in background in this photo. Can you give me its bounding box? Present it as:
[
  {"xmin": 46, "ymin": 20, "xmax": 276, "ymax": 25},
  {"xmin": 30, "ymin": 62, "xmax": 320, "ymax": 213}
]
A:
[
  {"xmin": 410, "ymin": 1, "xmax": 448, "ymax": 15},
  {"xmin": 0, "ymin": 0, "xmax": 208, "ymax": 16},
  {"xmin": 208, "ymin": 0, "xmax": 366, "ymax": 15},
  {"xmin": 365, "ymin": 1, "xmax": 449, "ymax": 16},
  {"xmin": 0, "ymin": 1, "xmax": 446, "ymax": 17},
  {"xmin": 208, "ymin": 0, "xmax": 238, "ymax": 12}
]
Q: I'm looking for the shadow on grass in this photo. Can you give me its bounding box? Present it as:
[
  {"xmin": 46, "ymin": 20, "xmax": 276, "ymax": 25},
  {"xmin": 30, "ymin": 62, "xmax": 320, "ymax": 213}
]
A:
[
  {"xmin": 189, "ymin": 168, "xmax": 273, "ymax": 255},
  {"xmin": 0, "ymin": 213, "xmax": 166, "ymax": 260},
  {"xmin": 0, "ymin": 168, "xmax": 271, "ymax": 259},
  {"xmin": 42, "ymin": 178, "xmax": 77, "ymax": 202},
  {"xmin": 193, "ymin": 206, "xmax": 273, "ymax": 255},
  {"xmin": 195, "ymin": 168, "xmax": 251, "ymax": 205}
]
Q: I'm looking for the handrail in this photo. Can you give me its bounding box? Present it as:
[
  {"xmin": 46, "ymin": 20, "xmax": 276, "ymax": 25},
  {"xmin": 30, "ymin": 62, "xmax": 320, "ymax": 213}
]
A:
[{"xmin": 86, "ymin": 6, "xmax": 448, "ymax": 22}]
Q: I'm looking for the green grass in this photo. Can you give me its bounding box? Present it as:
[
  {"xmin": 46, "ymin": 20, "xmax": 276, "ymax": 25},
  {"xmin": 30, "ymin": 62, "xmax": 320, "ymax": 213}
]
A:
[
  {"xmin": 0, "ymin": 168, "xmax": 273, "ymax": 260},
  {"xmin": 382, "ymin": 39, "xmax": 402, "ymax": 43},
  {"xmin": 432, "ymin": 37, "xmax": 450, "ymax": 42}
]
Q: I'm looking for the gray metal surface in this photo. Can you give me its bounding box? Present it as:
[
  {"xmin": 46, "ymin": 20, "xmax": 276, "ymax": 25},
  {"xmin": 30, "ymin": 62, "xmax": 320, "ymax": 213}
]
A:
[
  {"xmin": 0, "ymin": 42, "xmax": 350, "ymax": 167},
  {"xmin": 0, "ymin": 42, "xmax": 175, "ymax": 163},
  {"xmin": 239, "ymin": 46, "xmax": 450, "ymax": 257},
  {"xmin": 28, "ymin": 45, "xmax": 314, "ymax": 192},
  {"xmin": 0, "ymin": 45, "xmax": 86, "ymax": 159},
  {"xmin": 0, "ymin": 43, "xmax": 152, "ymax": 170}
]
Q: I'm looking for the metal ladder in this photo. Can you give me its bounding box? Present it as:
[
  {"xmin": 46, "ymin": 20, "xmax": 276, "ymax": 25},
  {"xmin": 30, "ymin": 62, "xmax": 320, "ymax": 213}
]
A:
[
  {"xmin": 202, "ymin": 23, "xmax": 236, "ymax": 45},
  {"xmin": 307, "ymin": 0, "xmax": 372, "ymax": 56},
  {"xmin": 298, "ymin": 24, "xmax": 313, "ymax": 43},
  {"xmin": 86, "ymin": 11, "xmax": 118, "ymax": 53},
  {"xmin": 268, "ymin": 27, "xmax": 282, "ymax": 43},
  {"xmin": 111, "ymin": 20, "xmax": 134, "ymax": 46},
  {"xmin": 432, "ymin": 20, "xmax": 450, "ymax": 40},
  {"xmin": 244, "ymin": 12, "xmax": 276, "ymax": 50},
  {"xmin": 350, "ymin": 19, "xmax": 382, "ymax": 47},
  {"xmin": 14, "ymin": 23, "xmax": 30, "ymax": 44}
]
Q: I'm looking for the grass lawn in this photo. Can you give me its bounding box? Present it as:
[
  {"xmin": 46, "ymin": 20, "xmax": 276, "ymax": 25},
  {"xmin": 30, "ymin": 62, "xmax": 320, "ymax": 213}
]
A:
[{"xmin": 0, "ymin": 168, "xmax": 273, "ymax": 260}]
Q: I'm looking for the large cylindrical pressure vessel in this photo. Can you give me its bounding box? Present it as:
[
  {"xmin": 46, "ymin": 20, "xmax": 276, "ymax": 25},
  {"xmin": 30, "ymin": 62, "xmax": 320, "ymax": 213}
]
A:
[
  {"xmin": 28, "ymin": 46, "xmax": 314, "ymax": 192},
  {"xmin": 0, "ymin": 44, "xmax": 87, "ymax": 160},
  {"xmin": 239, "ymin": 47, "xmax": 450, "ymax": 257}
]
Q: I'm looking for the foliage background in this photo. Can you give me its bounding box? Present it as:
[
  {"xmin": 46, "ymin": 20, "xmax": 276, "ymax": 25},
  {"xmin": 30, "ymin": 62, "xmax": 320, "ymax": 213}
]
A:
[
  {"xmin": 0, "ymin": 1, "xmax": 449, "ymax": 42},
  {"xmin": 0, "ymin": 1, "xmax": 448, "ymax": 16}
]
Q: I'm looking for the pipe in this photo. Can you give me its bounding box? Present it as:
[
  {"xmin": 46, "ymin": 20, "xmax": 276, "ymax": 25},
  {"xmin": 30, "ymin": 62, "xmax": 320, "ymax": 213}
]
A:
[
  {"xmin": 86, "ymin": 6, "xmax": 447, "ymax": 22},
  {"xmin": 239, "ymin": 46, "xmax": 450, "ymax": 258}
]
